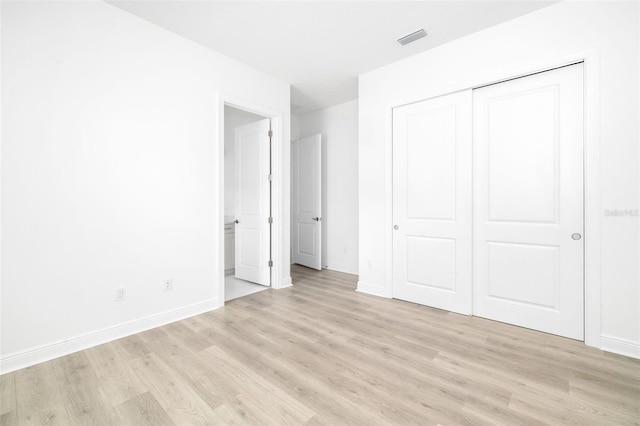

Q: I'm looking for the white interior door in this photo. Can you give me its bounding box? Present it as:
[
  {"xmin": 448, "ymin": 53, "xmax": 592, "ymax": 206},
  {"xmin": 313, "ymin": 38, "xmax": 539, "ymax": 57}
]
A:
[
  {"xmin": 234, "ymin": 118, "xmax": 271, "ymax": 286},
  {"xmin": 473, "ymin": 64, "xmax": 584, "ymax": 340},
  {"xmin": 292, "ymin": 134, "xmax": 322, "ymax": 270},
  {"xmin": 392, "ymin": 91, "xmax": 472, "ymax": 315}
]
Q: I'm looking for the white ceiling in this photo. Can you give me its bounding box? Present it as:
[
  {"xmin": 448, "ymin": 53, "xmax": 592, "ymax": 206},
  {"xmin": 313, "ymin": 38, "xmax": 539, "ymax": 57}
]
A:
[{"xmin": 108, "ymin": 1, "xmax": 556, "ymax": 115}]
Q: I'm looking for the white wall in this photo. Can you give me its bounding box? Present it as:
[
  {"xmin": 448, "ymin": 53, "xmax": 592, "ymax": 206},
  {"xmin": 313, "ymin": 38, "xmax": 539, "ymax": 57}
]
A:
[
  {"xmin": 224, "ymin": 106, "xmax": 265, "ymax": 217},
  {"xmin": 291, "ymin": 114, "xmax": 301, "ymax": 141},
  {"xmin": 359, "ymin": 1, "xmax": 639, "ymax": 357},
  {"xmin": 1, "ymin": 0, "xmax": 290, "ymax": 372},
  {"xmin": 296, "ymin": 100, "xmax": 359, "ymax": 274}
]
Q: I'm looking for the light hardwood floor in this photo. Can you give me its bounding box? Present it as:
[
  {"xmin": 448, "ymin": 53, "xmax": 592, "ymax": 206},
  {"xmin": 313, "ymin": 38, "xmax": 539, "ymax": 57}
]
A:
[{"xmin": 1, "ymin": 265, "xmax": 639, "ymax": 425}]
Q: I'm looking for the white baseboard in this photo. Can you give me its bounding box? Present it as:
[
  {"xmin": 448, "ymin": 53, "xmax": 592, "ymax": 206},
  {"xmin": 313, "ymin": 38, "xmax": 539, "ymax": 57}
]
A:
[
  {"xmin": 0, "ymin": 298, "xmax": 220, "ymax": 374},
  {"xmin": 356, "ymin": 281, "xmax": 390, "ymax": 298},
  {"xmin": 324, "ymin": 261, "xmax": 358, "ymax": 275},
  {"xmin": 601, "ymin": 334, "xmax": 640, "ymax": 359},
  {"xmin": 279, "ymin": 276, "xmax": 293, "ymax": 289}
]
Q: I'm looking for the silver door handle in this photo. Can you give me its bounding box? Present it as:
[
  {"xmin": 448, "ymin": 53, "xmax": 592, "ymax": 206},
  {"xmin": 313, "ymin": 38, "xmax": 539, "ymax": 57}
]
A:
[
  {"xmin": 234, "ymin": 219, "xmax": 239, "ymax": 224},
  {"xmin": 312, "ymin": 217, "xmax": 321, "ymax": 221},
  {"xmin": 394, "ymin": 225, "xmax": 399, "ymax": 230},
  {"xmin": 571, "ymin": 233, "xmax": 581, "ymax": 240}
]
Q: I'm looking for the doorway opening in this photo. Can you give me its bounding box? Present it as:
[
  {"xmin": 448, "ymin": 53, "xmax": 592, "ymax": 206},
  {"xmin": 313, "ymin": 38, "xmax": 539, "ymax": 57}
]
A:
[{"xmin": 223, "ymin": 104, "xmax": 272, "ymax": 301}]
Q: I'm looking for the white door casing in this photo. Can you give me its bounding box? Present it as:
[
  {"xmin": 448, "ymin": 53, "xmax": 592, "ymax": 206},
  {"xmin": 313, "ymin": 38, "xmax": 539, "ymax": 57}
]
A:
[
  {"xmin": 292, "ymin": 134, "xmax": 322, "ymax": 270},
  {"xmin": 392, "ymin": 91, "xmax": 473, "ymax": 315},
  {"xmin": 234, "ymin": 118, "xmax": 271, "ymax": 286},
  {"xmin": 473, "ymin": 64, "xmax": 584, "ymax": 340}
]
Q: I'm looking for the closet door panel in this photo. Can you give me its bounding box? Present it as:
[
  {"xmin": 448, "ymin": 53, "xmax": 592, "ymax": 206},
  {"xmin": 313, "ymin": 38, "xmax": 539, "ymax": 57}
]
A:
[
  {"xmin": 392, "ymin": 90, "xmax": 472, "ymax": 315},
  {"xmin": 473, "ymin": 64, "xmax": 584, "ymax": 340}
]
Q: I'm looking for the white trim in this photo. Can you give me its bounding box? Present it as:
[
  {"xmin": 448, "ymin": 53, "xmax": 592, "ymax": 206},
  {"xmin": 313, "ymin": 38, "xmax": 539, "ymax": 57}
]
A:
[
  {"xmin": 0, "ymin": 298, "xmax": 220, "ymax": 374},
  {"xmin": 601, "ymin": 335, "xmax": 640, "ymax": 359},
  {"xmin": 280, "ymin": 276, "xmax": 293, "ymax": 288},
  {"xmin": 380, "ymin": 51, "xmax": 602, "ymax": 350},
  {"xmin": 384, "ymin": 98, "xmax": 395, "ymax": 299},
  {"xmin": 216, "ymin": 93, "xmax": 290, "ymax": 306},
  {"xmin": 356, "ymin": 281, "xmax": 389, "ymax": 298},
  {"xmin": 324, "ymin": 262, "xmax": 358, "ymax": 275},
  {"xmin": 581, "ymin": 50, "xmax": 602, "ymax": 349}
]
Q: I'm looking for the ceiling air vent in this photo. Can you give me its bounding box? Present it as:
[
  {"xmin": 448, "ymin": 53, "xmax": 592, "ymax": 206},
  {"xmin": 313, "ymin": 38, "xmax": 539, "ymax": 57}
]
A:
[{"xmin": 397, "ymin": 29, "xmax": 427, "ymax": 46}]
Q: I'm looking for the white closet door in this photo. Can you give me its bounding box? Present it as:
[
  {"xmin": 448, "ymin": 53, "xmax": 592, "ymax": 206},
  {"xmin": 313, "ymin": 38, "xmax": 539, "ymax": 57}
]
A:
[
  {"xmin": 473, "ymin": 64, "xmax": 584, "ymax": 340},
  {"xmin": 392, "ymin": 90, "xmax": 472, "ymax": 315},
  {"xmin": 234, "ymin": 118, "xmax": 271, "ymax": 286}
]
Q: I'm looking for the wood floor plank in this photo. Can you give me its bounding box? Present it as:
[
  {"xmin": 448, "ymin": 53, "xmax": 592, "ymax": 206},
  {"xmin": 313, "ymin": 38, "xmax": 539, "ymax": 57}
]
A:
[
  {"xmin": 462, "ymin": 393, "xmax": 548, "ymax": 426},
  {"xmin": 84, "ymin": 341, "xmax": 147, "ymax": 406},
  {"xmin": 569, "ymin": 377, "xmax": 640, "ymax": 419},
  {"xmin": 0, "ymin": 372, "xmax": 16, "ymax": 415},
  {"xmin": 160, "ymin": 321, "xmax": 215, "ymax": 353},
  {"xmin": 7, "ymin": 265, "xmax": 640, "ymax": 425},
  {"xmin": 198, "ymin": 345, "xmax": 317, "ymax": 425},
  {"xmin": 204, "ymin": 312, "xmax": 469, "ymax": 425},
  {"xmin": 52, "ymin": 352, "xmax": 119, "ymax": 425},
  {"xmin": 145, "ymin": 333, "xmax": 228, "ymax": 409},
  {"xmin": 136, "ymin": 325, "xmax": 169, "ymax": 344},
  {"xmin": 113, "ymin": 391, "xmax": 174, "ymax": 426},
  {"xmin": 240, "ymin": 317, "xmax": 483, "ymax": 425},
  {"xmin": 286, "ymin": 285, "xmax": 572, "ymax": 398},
  {"xmin": 127, "ymin": 352, "xmax": 224, "ymax": 425},
  {"xmin": 212, "ymin": 399, "xmax": 267, "ymax": 426},
  {"xmin": 0, "ymin": 410, "xmax": 16, "ymax": 426},
  {"xmin": 197, "ymin": 317, "xmax": 386, "ymax": 425},
  {"xmin": 14, "ymin": 362, "xmax": 70, "ymax": 426},
  {"xmin": 508, "ymin": 387, "xmax": 637, "ymax": 425},
  {"xmin": 114, "ymin": 334, "xmax": 152, "ymax": 360}
]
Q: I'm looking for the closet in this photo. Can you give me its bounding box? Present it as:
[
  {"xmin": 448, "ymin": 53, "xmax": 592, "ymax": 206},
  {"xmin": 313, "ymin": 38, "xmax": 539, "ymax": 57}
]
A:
[{"xmin": 392, "ymin": 63, "xmax": 584, "ymax": 340}]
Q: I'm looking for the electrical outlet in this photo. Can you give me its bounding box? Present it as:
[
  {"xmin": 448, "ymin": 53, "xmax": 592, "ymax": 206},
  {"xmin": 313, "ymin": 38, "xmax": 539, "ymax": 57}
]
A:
[
  {"xmin": 115, "ymin": 288, "xmax": 126, "ymax": 301},
  {"xmin": 164, "ymin": 278, "xmax": 173, "ymax": 292}
]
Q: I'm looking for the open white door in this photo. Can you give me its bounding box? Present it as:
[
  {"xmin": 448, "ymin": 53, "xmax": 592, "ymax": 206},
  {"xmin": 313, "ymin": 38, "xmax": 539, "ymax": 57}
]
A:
[
  {"xmin": 392, "ymin": 91, "xmax": 473, "ymax": 314},
  {"xmin": 234, "ymin": 118, "xmax": 271, "ymax": 286},
  {"xmin": 473, "ymin": 64, "xmax": 584, "ymax": 340},
  {"xmin": 292, "ymin": 134, "xmax": 322, "ymax": 270}
]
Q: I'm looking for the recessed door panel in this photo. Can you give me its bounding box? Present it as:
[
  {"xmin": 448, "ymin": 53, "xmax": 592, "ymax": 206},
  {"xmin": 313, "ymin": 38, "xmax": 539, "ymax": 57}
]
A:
[
  {"xmin": 406, "ymin": 237, "xmax": 456, "ymax": 292},
  {"xmin": 487, "ymin": 87, "xmax": 559, "ymax": 223},
  {"xmin": 297, "ymin": 223, "xmax": 316, "ymax": 256},
  {"xmin": 406, "ymin": 107, "xmax": 456, "ymax": 221},
  {"xmin": 487, "ymin": 242, "xmax": 559, "ymax": 309},
  {"xmin": 297, "ymin": 142, "xmax": 316, "ymax": 214},
  {"xmin": 238, "ymin": 228, "xmax": 262, "ymax": 269},
  {"xmin": 238, "ymin": 134, "xmax": 262, "ymax": 216}
]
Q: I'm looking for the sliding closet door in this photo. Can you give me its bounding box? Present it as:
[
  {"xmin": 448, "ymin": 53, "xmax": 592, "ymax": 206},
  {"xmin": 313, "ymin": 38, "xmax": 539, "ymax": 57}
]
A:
[
  {"xmin": 392, "ymin": 90, "xmax": 472, "ymax": 315},
  {"xmin": 473, "ymin": 64, "xmax": 584, "ymax": 340}
]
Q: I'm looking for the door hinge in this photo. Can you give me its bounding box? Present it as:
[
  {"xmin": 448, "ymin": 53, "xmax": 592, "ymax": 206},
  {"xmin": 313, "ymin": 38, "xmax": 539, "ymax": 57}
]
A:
[
  {"xmin": 268, "ymin": 260, "xmax": 273, "ymax": 267},
  {"xmin": 268, "ymin": 130, "xmax": 273, "ymax": 138},
  {"xmin": 268, "ymin": 216, "xmax": 273, "ymax": 224},
  {"xmin": 268, "ymin": 174, "xmax": 272, "ymax": 181}
]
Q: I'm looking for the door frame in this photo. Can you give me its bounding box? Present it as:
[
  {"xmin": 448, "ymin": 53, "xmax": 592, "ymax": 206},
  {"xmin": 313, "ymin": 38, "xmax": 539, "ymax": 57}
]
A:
[
  {"xmin": 216, "ymin": 93, "xmax": 287, "ymax": 305},
  {"xmin": 384, "ymin": 50, "xmax": 602, "ymax": 349}
]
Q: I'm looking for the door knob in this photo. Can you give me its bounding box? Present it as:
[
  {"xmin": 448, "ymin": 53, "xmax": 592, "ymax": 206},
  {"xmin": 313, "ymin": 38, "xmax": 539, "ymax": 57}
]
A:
[
  {"xmin": 234, "ymin": 219, "xmax": 239, "ymax": 224},
  {"xmin": 571, "ymin": 233, "xmax": 581, "ymax": 240},
  {"xmin": 312, "ymin": 217, "xmax": 320, "ymax": 221},
  {"xmin": 394, "ymin": 225, "xmax": 399, "ymax": 230}
]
